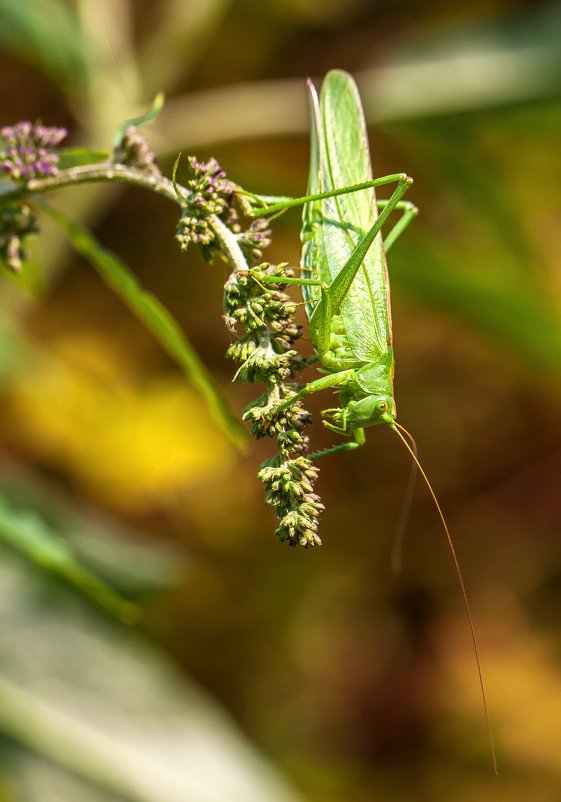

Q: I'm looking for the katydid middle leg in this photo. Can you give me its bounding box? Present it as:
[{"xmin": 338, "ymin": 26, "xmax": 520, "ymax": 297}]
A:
[
  {"xmin": 272, "ymin": 368, "xmax": 367, "ymax": 459},
  {"xmin": 309, "ymin": 427, "xmax": 366, "ymax": 461}
]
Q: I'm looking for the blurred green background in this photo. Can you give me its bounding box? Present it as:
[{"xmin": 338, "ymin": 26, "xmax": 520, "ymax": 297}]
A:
[{"xmin": 1, "ymin": 1, "xmax": 561, "ymax": 800}]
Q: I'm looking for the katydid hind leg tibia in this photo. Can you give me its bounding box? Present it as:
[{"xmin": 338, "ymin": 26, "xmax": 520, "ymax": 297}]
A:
[
  {"xmin": 245, "ymin": 173, "xmax": 411, "ymax": 216},
  {"xmin": 246, "ymin": 177, "xmax": 415, "ymax": 268},
  {"xmin": 249, "ymin": 191, "xmax": 418, "ymax": 254}
]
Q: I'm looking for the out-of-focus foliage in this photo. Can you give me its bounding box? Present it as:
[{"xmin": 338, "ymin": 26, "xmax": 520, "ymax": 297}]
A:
[
  {"xmin": 0, "ymin": 552, "xmax": 302, "ymax": 802},
  {"xmin": 0, "ymin": 492, "xmax": 138, "ymax": 620},
  {"xmin": 0, "ymin": 0, "xmax": 561, "ymax": 800},
  {"xmin": 42, "ymin": 201, "xmax": 246, "ymax": 448}
]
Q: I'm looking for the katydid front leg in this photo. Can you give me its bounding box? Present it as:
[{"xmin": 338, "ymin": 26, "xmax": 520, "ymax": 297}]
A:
[{"xmin": 273, "ymin": 368, "xmax": 366, "ymax": 459}]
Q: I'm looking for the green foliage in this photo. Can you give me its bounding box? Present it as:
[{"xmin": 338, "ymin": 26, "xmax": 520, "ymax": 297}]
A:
[
  {"xmin": 112, "ymin": 92, "xmax": 165, "ymax": 148},
  {"xmin": 57, "ymin": 149, "xmax": 111, "ymax": 169},
  {"xmin": 0, "ymin": 0, "xmax": 88, "ymax": 91},
  {"xmin": 0, "ymin": 550, "xmax": 301, "ymax": 802},
  {"xmin": 0, "ymin": 494, "xmax": 138, "ymax": 621}
]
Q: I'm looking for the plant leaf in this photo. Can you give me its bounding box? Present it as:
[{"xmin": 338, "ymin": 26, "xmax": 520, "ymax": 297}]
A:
[
  {"xmin": 0, "ymin": 0, "xmax": 89, "ymax": 92},
  {"xmin": 0, "ymin": 494, "xmax": 138, "ymax": 622},
  {"xmin": 57, "ymin": 148, "xmax": 111, "ymax": 169},
  {"xmin": 113, "ymin": 93, "xmax": 165, "ymax": 148}
]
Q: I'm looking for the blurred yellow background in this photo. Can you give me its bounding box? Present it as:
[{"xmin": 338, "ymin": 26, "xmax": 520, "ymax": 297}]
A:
[{"xmin": 0, "ymin": 1, "xmax": 561, "ymax": 800}]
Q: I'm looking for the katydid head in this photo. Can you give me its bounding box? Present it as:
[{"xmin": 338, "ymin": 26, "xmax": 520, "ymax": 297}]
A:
[
  {"xmin": 321, "ymin": 394, "xmax": 396, "ymax": 434},
  {"xmin": 347, "ymin": 393, "xmax": 396, "ymax": 427}
]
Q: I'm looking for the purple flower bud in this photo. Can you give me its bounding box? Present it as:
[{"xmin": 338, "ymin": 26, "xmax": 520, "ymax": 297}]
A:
[{"xmin": 0, "ymin": 121, "xmax": 67, "ymax": 182}]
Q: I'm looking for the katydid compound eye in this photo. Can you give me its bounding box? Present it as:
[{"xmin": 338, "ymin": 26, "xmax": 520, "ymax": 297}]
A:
[{"xmin": 377, "ymin": 400, "xmax": 388, "ymax": 412}]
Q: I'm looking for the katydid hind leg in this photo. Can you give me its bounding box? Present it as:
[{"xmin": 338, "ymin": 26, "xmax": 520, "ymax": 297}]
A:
[
  {"xmin": 251, "ymin": 174, "xmax": 411, "ymax": 217},
  {"xmin": 377, "ymin": 200, "xmax": 419, "ymax": 253},
  {"xmin": 247, "ymin": 182, "xmax": 418, "ymax": 251},
  {"xmin": 314, "ymin": 175, "xmax": 412, "ymax": 324}
]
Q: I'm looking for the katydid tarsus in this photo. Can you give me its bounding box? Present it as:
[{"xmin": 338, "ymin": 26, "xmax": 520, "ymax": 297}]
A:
[{"xmin": 245, "ymin": 69, "xmax": 497, "ymax": 772}]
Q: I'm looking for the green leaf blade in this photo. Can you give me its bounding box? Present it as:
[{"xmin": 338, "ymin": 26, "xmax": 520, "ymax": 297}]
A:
[
  {"xmin": 57, "ymin": 148, "xmax": 111, "ymax": 170},
  {"xmin": 0, "ymin": 495, "xmax": 139, "ymax": 622}
]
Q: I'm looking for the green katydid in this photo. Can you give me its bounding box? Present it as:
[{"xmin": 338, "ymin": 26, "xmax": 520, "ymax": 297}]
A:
[
  {"xmin": 245, "ymin": 70, "xmax": 415, "ymax": 449},
  {"xmin": 244, "ymin": 69, "xmax": 497, "ymax": 772}
]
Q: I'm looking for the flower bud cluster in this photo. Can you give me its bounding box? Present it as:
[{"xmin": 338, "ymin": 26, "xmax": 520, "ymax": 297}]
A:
[
  {"xmin": 176, "ymin": 157, "xmax": 271, "ymax": 263},
  {"xmin": 1, "ymin": 122, "xmax": 67, "ymax": 182},
  {"xmin": 237, "ymin": 218, "xmax": 272, "ymax": 262},
  {"xmin": 258, "ymin": 456, "xmax": 323, "ymax": 548},
  {"xmin": 224, "ymin": 262, "xmax": 323, "ymax": 547},
  {"xmin": 113, "ymin": 126, "xmax": 159, "ymax": 174},
  {"xmin": 0, "ymin": 204, "xmax": 39, "ymax": 272},
  {"xmin": 176, "ymin": 157, "xmax": 235, "ymax": 261}
]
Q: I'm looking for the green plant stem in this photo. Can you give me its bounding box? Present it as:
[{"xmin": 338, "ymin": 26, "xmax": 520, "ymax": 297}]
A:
[
  {"xmin": 0, "ymin": 164, "xmax": 250, "ymax": 272},
  {"xmin": 0, "ymin": 164, "xmax": 173, "ymax": 203}
]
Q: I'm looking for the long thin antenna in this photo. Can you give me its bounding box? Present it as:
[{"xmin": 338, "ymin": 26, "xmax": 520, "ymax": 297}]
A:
[
  {"xmin": 390, "ymin": 421, "xmax": 498, "ymax": 775},
  {"xmin": 391, "ymin": 426, "xmax": 418, "ymax": 574}
]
